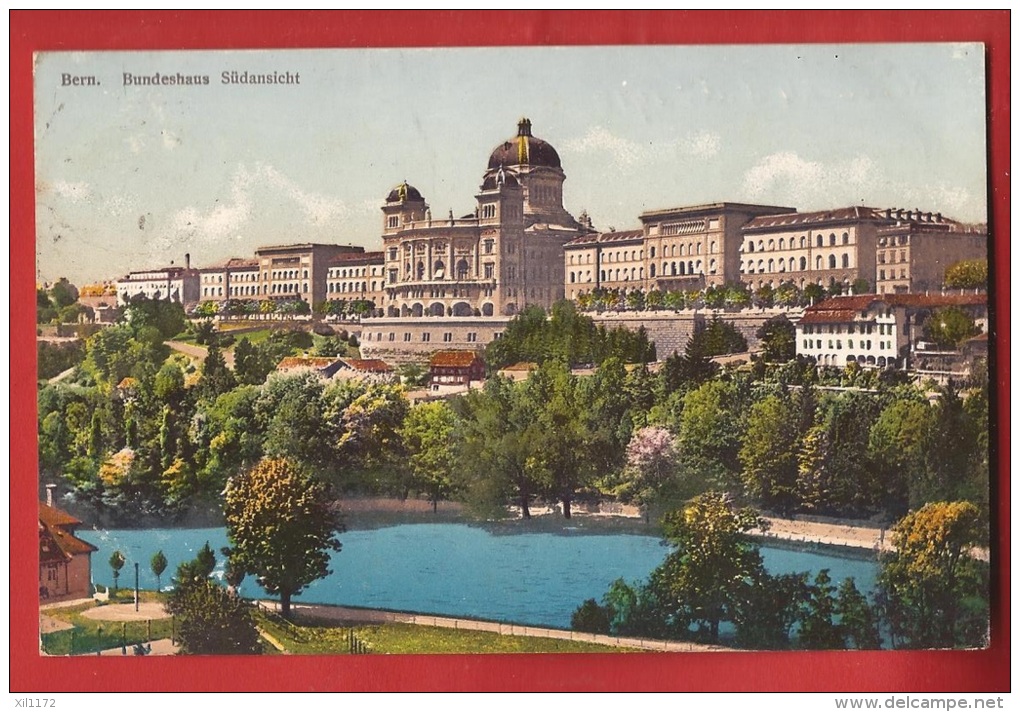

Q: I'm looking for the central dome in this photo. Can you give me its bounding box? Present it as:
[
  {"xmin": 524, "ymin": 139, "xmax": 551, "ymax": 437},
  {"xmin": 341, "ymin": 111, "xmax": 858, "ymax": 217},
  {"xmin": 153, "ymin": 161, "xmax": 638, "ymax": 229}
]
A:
[{"xmin": 487, "ymin": 118, "xmax": 562, "ymax": 170}]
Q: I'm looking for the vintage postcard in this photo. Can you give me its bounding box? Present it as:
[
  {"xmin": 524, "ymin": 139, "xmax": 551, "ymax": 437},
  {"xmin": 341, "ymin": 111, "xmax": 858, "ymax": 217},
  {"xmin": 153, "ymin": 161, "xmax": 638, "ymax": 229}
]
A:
[{"xmin": 17, "ymin": 11, "xmax": 1009, "ymax": 694}]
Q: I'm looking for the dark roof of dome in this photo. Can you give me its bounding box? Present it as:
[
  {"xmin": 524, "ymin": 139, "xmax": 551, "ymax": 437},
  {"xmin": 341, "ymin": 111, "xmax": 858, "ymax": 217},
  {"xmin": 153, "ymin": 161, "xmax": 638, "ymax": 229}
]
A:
[
  {"xmin": 386, "ymin": 181, "xmax": 424, "ymax": 203},
  {"xmin": 481, "ymin": 169, "xmax": 521, "ymax": 191},
  {"xmin": 487, "ymin": 118, "xmax": 561, "ymax": 170}
]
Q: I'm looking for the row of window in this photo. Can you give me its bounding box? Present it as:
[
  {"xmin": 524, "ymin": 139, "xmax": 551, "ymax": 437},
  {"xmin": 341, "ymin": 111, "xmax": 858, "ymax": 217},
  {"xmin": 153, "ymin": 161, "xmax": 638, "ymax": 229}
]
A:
[
  {"xmin": 327, "ymin": 281, "xmax": 382, "ymax": 294},
  {"xmin": 803, "ymin": 339, "xmax": 888, "ymax": 351},
  {"xmin": 877, "ymin": 250, "xmax": 908, "ymax": 264},
  {"xmin": 743, "ymin": 253, "xmax": 852, "ymax": 274},
  {"xmin": 745, "ymin": 232, "xmax": 851, "ymax": 252},
  {"xmin": 878, "ymin": 269, "xmax": 908, "ymax": 281},
  {"xmin": 802, "ymin": 323, "xmax": 891, "ymax": 336},
  {"xmin": 362, "ymin": 331, "xmax": 480, "ymax": 343}
]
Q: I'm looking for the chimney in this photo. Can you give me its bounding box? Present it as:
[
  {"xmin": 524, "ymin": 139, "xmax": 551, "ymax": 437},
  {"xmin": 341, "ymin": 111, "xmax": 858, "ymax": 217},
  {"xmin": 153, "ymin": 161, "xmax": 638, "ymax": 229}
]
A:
[
  {"xmin": 884, "ymin": 208, "xmax": 892, "ymax": 219},
  {"xmin": 185, "ymin": 253, "xmax": 191, "ymax": 270},
  {"xmin": 45, "ymin": 483, "xmax": 56, "ymax": 507}
]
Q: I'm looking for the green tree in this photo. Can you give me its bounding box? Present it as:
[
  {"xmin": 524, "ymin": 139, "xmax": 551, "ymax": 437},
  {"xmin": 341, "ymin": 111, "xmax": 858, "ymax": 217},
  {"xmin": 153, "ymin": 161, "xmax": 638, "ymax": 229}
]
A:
[
  {"xmin": 923, "ymin": 307, "xmax": 980, "ymax": 349},
  {"xmin": 164, "ymin": 573, "xmax": 261, "ymax": 654},
  {"xmin": 877, "ymin": 501, "xmax": 988, "ymax": 649},
  {"xmin": 198, "ymin": 345, "xmax": 236, "ymax": 400},
  {"xmin": 835, "ymin": 578, "xmax": 881, "ymax": 650},
  {"xmin": 571, "ymin": 599, "xmax": 612, "ymax": 634},
  {"xmin": 798, "ymin": 569, "xmax": 844, "ymax": 649},
  {"xmin": 398, "ymin": 400, "xmax": 459, "ymax": 512},
  {"xmin": 648, "ymin": 493, "xmax": 767, "ymax": 643},
  {"xmin": 943, "ymin": 259, "xmax": 988, "ymax": 290},
  {"xmin": 150, "ymin": 550, "xmax": 168, "ymax": 591},
  {"xmin": 868, "ymin": 398, "xmax": 931, "ymax": 515},
  {"xmin": 677, "ymin": 380, "xmax": 743, "ymax": 492},
  {"xmin": 50, "ymin": 278, "xmax": 79, "ymax": 309},
  {"xmin": 454, "ymin": 376, "xmax": 542, "ymax": 519},
  {"xmin": 739, "ymin": 394, "xmax": 800, "ymax": 513},
  {"xmin": 756, "ymin": 315, "xmax": 796, "ymax": 362},
  {"xmin": 224, "ymin": 458, "xmax": 344, "ymax": 618},
  {"xmin": 233, "ymin": 338, "xmax": 276, "ymax": 386},
  {"xmin": 109, "ymin": 550, "xmax": 126, "ymax": 592}
]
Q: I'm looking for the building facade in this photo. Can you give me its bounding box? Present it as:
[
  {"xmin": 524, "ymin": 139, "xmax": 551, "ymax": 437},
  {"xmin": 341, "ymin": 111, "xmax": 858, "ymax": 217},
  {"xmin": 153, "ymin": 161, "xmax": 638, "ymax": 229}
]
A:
[
  {"xmin": 39, "ymin": 501, "xmax": 97, "ymax": 602},
  {"xmin": 379, "ymin": 118, "xmax": 588, "ymax": 319},
  {"xmin": 198, "ymin": 257, "xmax": 260, "ymax": 302},
  {"xmin": 255, "ymin": 243, "xmax": 365, "ymax": 308},
  {"xmin": 116, "ymin": 261, "xmax": 200, "ymax": 305},
  {"xmin": 325, "ymin": 250, "xmax": 388, "ymax": 311},
  {"xmin": 796, "ymin": 292, "xmax": 988, "ymax": 369},
  {"xmin": 739, "ymin": 206, "xmax": 898, "ymax": 292},
  {"xmin": 875, "ymin": 211, "xmax": 987, "ymax": 294},
  {"xmin": 642, "ymin": 202, "xmax": 794, "ymax": 291}
]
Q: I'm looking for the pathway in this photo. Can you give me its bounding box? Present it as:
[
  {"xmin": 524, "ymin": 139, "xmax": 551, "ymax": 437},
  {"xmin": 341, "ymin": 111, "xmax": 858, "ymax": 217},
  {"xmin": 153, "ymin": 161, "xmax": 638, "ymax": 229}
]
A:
[
  {"xmin": 257, "ymin": 601, "xmax": 731, "ymax": 653},
  {"xmin": 166, "ymin": 340, "xmax": 235, "ymax": 368}
]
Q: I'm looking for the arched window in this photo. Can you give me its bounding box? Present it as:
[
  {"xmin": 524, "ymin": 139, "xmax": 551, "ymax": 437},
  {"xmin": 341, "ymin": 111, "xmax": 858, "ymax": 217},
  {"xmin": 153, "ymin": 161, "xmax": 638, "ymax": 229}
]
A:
[
  {"xmin": 671, "ymin": 262, "xmax": 677, "ymax": 276},
  {"xmin": 816, "ymin": 255, "xmax": 823, "ymax": 269},
  {"xmin": 828, "ymin": 254, "xmax": 837, "ymax": 269},
  {"xmin": 768, "ymin": 259, "xmax": 775, "ymax": 272},
  {"xmin": 650, "ymin": 246, "xmax": 656, "ymax": 258},
  {"xmin": 758, "ymin": 241, "xmax": 764, "ymax": 252},
  {"xmin": 816, "ymin": 235, "xmax": 823, "ymax": 248},
  {"xmin": 800, "ymin": 236, "xmax": 806, "ymax": 248},
  {"xmin": 789, "ymin": 257, "xmax": 796, "ymax": 272},
  {"xmin": 748, "ymin": 241, "xmax": 755, "ymax": 253},
  {"xmin": 800, "ymin": 256, "xmax": 807, "ymax": 271},
  {"xmin": 710, "ymin": 241, "xmax": 717, "ymax": 254},
  {"xmin": 650, "ymin": 263, "xmax": 656, "ymax": 277},
  {"xmin": 456, "ymin": 259, "xmax": 469, "ymax": 279},
  {"xmin": 842, "ymin": 232, "xmax": 849, "ymax": 245},
  {"xmin": 679, "ymin": 262, "xmax": 686, "ymax": 275},
  {"xmin": 841, "ymin": 253, "xmax": 850, "ymax": 269},
  {"xmin": 779, "ymin": 238, "xmax": 785, "ymax": 250},
  {"xmin": 768, "ymin": 239, "xmax": 775, "ymax": 251},
  {"xmin": 829, "ymin": 233, "xmax": 836, "ymax": 246}
]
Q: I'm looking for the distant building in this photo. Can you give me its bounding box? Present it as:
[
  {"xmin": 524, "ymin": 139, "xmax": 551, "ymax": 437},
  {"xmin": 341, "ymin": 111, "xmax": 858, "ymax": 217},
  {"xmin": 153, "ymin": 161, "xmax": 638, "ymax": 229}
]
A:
[
  {"xmin": 39, "ymin": 497, "xmax": 97, "ymax": 602},
  {"xmin": 796, "ymin": 292, "xmax": 988, "ymax": 369},
  {"xmin": 325, "ymin": 251, "xmax": 388, "ymax": 314},
  {"xmin": 739, "ymin": 206, "xmax": 899, "ymax": 292},
  {"xmin": 428, "ymin": 350, "xmax": 485, "ymax": 392},
  {"xmin": 274, "ymin": 356, "xmax": 347, "ymax": 378},
  {"xmin": 333, "ymin": 358, "xmax": 395, "ymax": 383},
  {"xmin": 380, "ymin": 118, "xmax": 588, "ymax": 320},
  {"xmin": 564, "ymin": 229, "xmax": 645, "ymax": 300},
  {"xmin": 116, "ymin": 257, "xmax": 200, "ymax": 306},
  {"xmin": 255, "ymin": 243, "xmax": 365, "ymax": 309},
  {"xmin": 499, "ymin": 362, "xmax": 539, "ymax": 382},
  {"xmin": 198, "ymin": 257, "xmax": 260, "ymax": 302},
  {"xmin": 643, "ymin": 202, "xmax": 794, "ymax": 291},
  {"xmin": 874, "ymin": 211, "xmax": 987, "ymax": 294}
]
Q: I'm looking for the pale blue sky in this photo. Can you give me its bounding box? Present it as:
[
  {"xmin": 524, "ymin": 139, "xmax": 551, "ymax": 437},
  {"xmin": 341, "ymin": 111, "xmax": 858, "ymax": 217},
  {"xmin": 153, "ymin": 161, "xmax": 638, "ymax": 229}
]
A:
[{"xmin": 34, "ymin": 44, "xmax": 987, "ymax": 284}]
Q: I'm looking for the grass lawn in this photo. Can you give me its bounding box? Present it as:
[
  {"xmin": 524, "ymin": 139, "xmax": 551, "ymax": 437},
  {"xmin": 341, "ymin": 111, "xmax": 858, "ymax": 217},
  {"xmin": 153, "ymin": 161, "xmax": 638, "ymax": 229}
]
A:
[
  {"xmin": 41, "ymin": 591, "xmax": 174, "ymax": 656},
  {"xmin": 255, "ymin": 611, "xmax": 640, "ymax": 654}
]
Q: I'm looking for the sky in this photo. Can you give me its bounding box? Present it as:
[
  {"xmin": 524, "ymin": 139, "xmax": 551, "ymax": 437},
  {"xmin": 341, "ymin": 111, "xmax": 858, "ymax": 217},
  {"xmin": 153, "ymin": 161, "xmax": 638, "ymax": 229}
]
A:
[{"xmin": 33, "ymin": 44, "xmax": 988, "ymax": 285}]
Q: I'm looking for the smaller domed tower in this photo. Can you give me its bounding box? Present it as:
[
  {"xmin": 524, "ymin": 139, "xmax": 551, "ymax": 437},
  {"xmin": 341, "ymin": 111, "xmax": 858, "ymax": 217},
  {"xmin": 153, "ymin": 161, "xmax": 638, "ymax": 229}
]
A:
[{"xmin": 382, "ymin": 181, "xmax": 428, "ymax": 236}]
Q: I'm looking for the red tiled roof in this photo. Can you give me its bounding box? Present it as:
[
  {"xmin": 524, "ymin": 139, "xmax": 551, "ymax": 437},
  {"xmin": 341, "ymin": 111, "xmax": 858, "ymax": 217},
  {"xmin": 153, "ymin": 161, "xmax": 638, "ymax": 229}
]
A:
[
  {"xmin": 799, "ymin": 293, "xmax": 987, "ymax": 325},
  {"xmin": 39, "ymin": 503, "xmax": 98, "ymax": 558},
  {"xmin": 39, "ymin": 502, "xmax": 82, "ymax": 528},
  {"xmin": 276, "ymin": 356, "xmax": 341, "ymax": 370},
  {"xmin": 429, "ymin": 350, "xmax": 483, "ymax": 368},
  {"xmin": 339, "ymin": 358, "xmax": 393, "ymax": 373}
]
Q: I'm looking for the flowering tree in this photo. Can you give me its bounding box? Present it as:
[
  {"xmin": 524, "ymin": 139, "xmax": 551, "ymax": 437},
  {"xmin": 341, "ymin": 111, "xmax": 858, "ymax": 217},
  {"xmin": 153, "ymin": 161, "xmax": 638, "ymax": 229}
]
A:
[{"xmin": 621, "ymin": 426, "xmax": 679, "ymax": 516}]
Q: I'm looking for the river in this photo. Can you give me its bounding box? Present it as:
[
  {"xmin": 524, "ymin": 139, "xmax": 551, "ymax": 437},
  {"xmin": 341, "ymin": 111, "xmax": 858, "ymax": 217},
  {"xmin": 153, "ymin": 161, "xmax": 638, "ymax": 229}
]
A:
[{"xmin": 80, "ymin": 522, "xmax": 879, "ymax": 630}]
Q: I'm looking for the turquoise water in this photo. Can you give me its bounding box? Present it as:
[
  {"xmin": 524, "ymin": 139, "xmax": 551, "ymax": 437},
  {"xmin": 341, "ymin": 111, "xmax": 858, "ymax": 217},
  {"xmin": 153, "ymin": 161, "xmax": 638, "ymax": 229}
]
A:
[{"xmin": 80, "ymin": 523, "xmax": 879, "ymax": 629}]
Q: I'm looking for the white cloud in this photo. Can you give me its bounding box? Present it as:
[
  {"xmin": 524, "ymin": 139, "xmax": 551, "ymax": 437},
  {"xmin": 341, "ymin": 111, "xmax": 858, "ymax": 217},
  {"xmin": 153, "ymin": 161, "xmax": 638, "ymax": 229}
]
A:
[
  {"xmin": 170, "ymin": 163, "xmax": 352, "ymax": 242},
  {"xmin": 562, "ymin": 126, "xmax": 643, "ymax": 168},
  {"xmin": 678, "ymin": 130, "xmax": 721, "ymax": 159},
  {"xmin": 564, "ymin": 126, "xmax": 722, "ymax": 169},
  {"xmin": 742, "ymin": 151, "xmax": 876, "ymax": 204}
]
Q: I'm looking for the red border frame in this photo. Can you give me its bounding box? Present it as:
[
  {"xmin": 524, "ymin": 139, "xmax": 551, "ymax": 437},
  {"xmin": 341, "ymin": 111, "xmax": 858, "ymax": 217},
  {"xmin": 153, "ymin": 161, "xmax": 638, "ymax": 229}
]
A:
[{"xmin": 11, "ymin": 10, "xmax": 1010, "ymax": 692}]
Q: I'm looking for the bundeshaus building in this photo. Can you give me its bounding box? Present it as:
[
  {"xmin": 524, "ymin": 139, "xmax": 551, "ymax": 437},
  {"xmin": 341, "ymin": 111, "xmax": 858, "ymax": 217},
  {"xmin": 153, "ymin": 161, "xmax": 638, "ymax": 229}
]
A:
[{"xmin": 380, "ymin": 118, "xmax": 589, "ymax": 319}]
